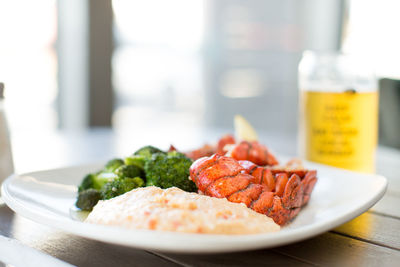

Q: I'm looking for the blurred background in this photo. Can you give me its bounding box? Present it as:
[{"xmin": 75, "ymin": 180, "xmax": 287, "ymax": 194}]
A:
[{"xmin": 0, "ymin": 0, "xmax": 399, "ymax": 151}]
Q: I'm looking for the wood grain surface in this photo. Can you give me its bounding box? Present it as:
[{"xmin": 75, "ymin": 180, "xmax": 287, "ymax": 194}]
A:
[
  {"xmin": 274, "ymin": 232, "xmax": 400, "ymax": 266},
  {"xmin": 333, "ymin": 212, "xmax": 400, "ymax": 250}
]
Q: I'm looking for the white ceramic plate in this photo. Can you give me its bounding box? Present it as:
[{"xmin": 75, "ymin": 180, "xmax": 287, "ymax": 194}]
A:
[{"xmin": 1, "ymin": 161, "xmax": 387, "ymax": 253}]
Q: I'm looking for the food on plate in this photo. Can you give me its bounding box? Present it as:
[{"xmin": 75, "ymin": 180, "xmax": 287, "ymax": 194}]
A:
[
  {"xmin": 184, "ymin": 134, "xmax": 236, "ymax": 160},
  {"xmin": 216, "ymin": 134, "xmax": 236, "ymax": 155},
  {"xmin": 243, "ymin": 162, "xmax": 317, "ymax": 207},
  {"xmin": 134, "ymin": 145, "xmax": 165, "ymax": 158},
  {"xmin": 114, "ymin": 164, "xmax": 144, "ymax": 180},
  {"xmin": 144, "ymin": 151, "xmax": 197, "ymax": 192},
  {"xmin": 76, "ymin": 147, "xmax": 194, "ymax": 211},
  {"xmin": 77, "ymin": 115, "xmax": 318, "ymax": 230},
  {"xmin": 76, "ymin": 157, "xmax": 145, "ymax": 211},
  {"xmin": 85, "ymin": 186, "xmax": 280, "ymax": 234},
  {"xmin": 185, "ymin": 115, "xmax": 273, "ymax": 162},
  {"xmin": 78, "ymin": 158, "xmax": 128, "ymax": 193},
  {"xmin": 131, "ymin": 145, "xmax": 166, "ymax": 165},
  {"xmin": 75, "ymin": 189, "xmax": 102, "ymax": 211},
  {"xmin": 234, "ymin": 114, "xmax": 258, "ymax": 142},
  {"xmin": 229, "ymin": 140, "xmax": 279, "ymax": 166},
  {"xmin": 185, "ymin": 143, "xmax": 218, "ymax": 160},
  {"xmin": 185, "ymin": 135, "xmax": 278, "ymax": 167},
  {"xmin": 189, "ymin": 154, "xmax": 317, "ymax": 225},
  {"xmin": 104, "ymin": 158, "xmax": 125, "ymax": 172},
  {"xmin": 101, "ymin": 177, "xmax": 144, "ymax": 200},
  {"xmin": 123, "ymin": 145, "xmax": 167, "ymax": 170}
]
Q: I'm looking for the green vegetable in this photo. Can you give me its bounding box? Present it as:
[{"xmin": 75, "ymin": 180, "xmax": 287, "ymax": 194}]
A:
[
  {"xmin": 101, "ymin": 177, "xmax": 145, "ymax": 200},
  {"xmin": 93, "ymin": 172, "xmax": 118, "ymax": 189},
  {"xmin": 144, "ymin": 151, "xmax": 196, "ymax": 192},
  {"xmin": 104, "ymin": 158, "xmax": 124, "ymax": 172},
  {"xmin": 78, "ymin": 173, "xmax": 95, "ymax": 192},
  {"xmin": 124, "ymin": 155, "xmax": 146, "ymax": 169},
  {"xmin": 76, "ymin": 145, "xmax": 199, "ymax": 209},
  {"xmin": 76, "ymin": 189, "xmax": 102, "ymax": 211},
  {"xmin": 77, "ymin": 171, "xmax": 118, "ymax": 192},
  {"xmin": 134, "ymin": 146, "xmax": 165, "ymax": 160},
  {"xmin": 115, "ymin": 164, "xmax": 143, "ymax": 179}
]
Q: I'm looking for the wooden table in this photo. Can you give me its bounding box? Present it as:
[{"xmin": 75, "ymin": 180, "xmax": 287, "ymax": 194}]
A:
[{"xmin": 1, "ymin": 128, "xmax": 400, "ymax": 266}]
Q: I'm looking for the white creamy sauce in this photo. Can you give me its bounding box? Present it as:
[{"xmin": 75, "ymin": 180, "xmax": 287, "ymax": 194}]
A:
[{"xmin": 86, "ymin": 186, "xmax": 280, "ymax": 235}]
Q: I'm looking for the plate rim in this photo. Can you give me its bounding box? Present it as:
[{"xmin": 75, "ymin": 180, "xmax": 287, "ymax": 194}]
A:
[{"xmin": 0, "ymin": 164, "xmax": 388, "ymax": 254}]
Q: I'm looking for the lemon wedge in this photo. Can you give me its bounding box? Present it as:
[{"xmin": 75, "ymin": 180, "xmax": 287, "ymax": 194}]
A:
[{"xmin": 234, "ymin": 115, "xmax": 258, "ymax": 142}]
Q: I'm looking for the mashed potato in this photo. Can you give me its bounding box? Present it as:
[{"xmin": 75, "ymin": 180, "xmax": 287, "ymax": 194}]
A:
[{"xmin": 85, "ymin": 186, "xmax": 279, "ymax": 234}]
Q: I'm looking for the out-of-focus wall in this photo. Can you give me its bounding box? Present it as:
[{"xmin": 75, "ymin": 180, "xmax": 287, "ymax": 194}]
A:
[
  {"xmin": 111, "ymin": 0, "xmax": 343, "ymax": 135},
  {"xmin": 202, "ymin": 0, "xmax": 343, "ymax": 133}
]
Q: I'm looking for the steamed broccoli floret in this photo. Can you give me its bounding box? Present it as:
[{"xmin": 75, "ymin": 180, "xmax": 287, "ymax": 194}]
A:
[
  {"xmin": 77, "ymin": 171, "xmax": 117, "ymax": 192},
  {"xmin": 77, "ymin": 146, "xmax": 196, "ymax": 207},
  {"xmin": 104, "ymin": 158, "xmax": 124, "ymax": 172},
  {"xmin": 77, "ymin": 157, "xmax": 146, "ymax": 207},
  {"xmin": 144, "ymin": 151, "xmax": 196, "ymax": 192},
  {"xmin": 101, "ymin": 177, "xmax": 145, "ymax": 200},
  {"xmin": 124, "ymin": 155, "xmax": 146, "ymax": 169},
  {"xmin": 115, "ymin": 164, "xmax": 143, "ymax": 179},
  {"xmin": 76, "ymin": 189, "xmax": 102, "ymax": 211},
  {"xmin": 96, "ymin": 172, "xmax": 118, "ymax": 188},
  {"xmin": 134, "ymin": 146, "xmax": 165, "ymax": 160},
  {"xmin": 78, "ymin": 173, "xmax": 95, "ymax": 192}
]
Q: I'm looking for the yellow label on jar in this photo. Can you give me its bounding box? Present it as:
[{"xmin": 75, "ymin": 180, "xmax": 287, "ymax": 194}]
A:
[{"xmin": 299, "ymin": 90, "xmax": 378, "ymax": 173}]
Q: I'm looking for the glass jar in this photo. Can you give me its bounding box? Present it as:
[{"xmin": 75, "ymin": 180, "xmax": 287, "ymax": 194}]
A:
[{"xmin": 298, "ymin": 51, "xmax": 378, "ymax": 173}]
